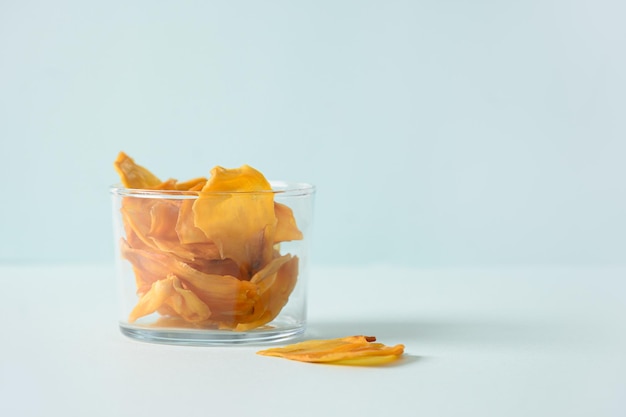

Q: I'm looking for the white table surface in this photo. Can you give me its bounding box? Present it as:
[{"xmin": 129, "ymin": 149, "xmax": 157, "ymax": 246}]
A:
[{"xmin": 1, "ymin": 264, "xmax": 624, "ymax": 417}]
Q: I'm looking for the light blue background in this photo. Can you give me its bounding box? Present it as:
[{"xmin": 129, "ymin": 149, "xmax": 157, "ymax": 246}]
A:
[{"xmin": 1, "ymin": 0, "xmax": 624, "ymax": 266}]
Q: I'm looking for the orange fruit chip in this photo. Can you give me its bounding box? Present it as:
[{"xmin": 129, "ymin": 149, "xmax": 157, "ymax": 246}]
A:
[
  {"xmin": 200, "ymin": 165, "xmax": 272, "ymax": 192},
  {"xmin": 236, "ymin": 255, "xmax": 299, "ymax": 331},
  {"xmin": 192, "ymin": 165, "xmax": 276, "ymax": 270},
  {"xmin": 114, "ymin": 151, "xmax": 208, "ymax": 191},
  {"xmin": 257, "ymin": 336, "xmax": 405, "ymax": 366},
  {"xmin": 174, "ymin": 177, "xmax": 207, "ymax": 191},
  {"xmin": 114, "ymin": 152, "xmax": 163, "ymax": 189},
  {"xmin": 120, "ymin": 240, "xmax": 258, "ymax": 317},
  {"xmin": 274, "ymin": 203, "xmax": 303, "ymax": 242},
  {"xmin": 129, "ymin": 274, "xmax": 212, "ymax": 323}
]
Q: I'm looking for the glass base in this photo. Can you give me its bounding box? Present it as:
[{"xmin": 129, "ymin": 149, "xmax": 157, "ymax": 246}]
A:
[{"xmin": 119, "ymin": 323, "xmax": 305, "ymax": 346}]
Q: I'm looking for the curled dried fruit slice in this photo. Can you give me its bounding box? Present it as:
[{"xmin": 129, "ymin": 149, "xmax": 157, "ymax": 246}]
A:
[
  {"xmin": 114, "ymin": 152, "xmax": 163, "ymax": 189},
  {"xmin": 121, "ymin": 197, "xmax": 221, "ymax": 262},
  {"xmin": 274, "ymin": 203, "xmax": 303, "ymax": 242},
  {"xmin": 257, "ymin": 336, "xmax": 405, "ymax": 366},
  {"xmin": 114, "ymin": 151, "xmax": 207, "ymax": 191},
  {"xmin": 174, "ymin": 177, "xmax": 207, "ymax": 191},
  {"xmin": 120, "ymin": 240, "xmax": 258, "ymax": 318},
  {"xmin": 129, "ymin": 274, "xmax": 212, "ymax": 323},
  {"xmin": 192, "ymin": 165, "xmax": 277, "ymax": 269},
  {"xmin": 235, "ymin": 254, "xmax": 299, "ymax": 331}
]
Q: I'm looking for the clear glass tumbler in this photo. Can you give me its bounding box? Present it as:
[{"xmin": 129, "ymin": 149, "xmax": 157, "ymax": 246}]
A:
[{"xmin": 111, "ymin": 181, "xmax": 315, "ymax": 345}]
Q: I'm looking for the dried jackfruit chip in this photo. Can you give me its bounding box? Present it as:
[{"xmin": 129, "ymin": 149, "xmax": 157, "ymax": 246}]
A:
[
  {"xmin": 114, "ymin": 152, "xmax": 163, "ymax": 189},
  {"xmin": 235, "ymin": 254, "xmax": 299, "ymax": 331},
  {"xmin": 129, "ymin": 274, "xmax": 212, "ymax": 323},
  {"xmin": 121, "ymin": 197, "xmax": 217, "ymax": 262},
  {"xmin": 114, "ymin": 151, "xmax": 208, "ymax": 191},
  {"xmin": 274, "ymin": 203, "xmax": 304, "ymax": 242},
  {"xmin": 257, "ymin": 336, "xmax": 405, "ymax": 365},
  {"xmin": 193, "ymin": 165, "xmax": 277, "ymax": 270},
  {"xmin": 201, "ymin": 165, "xmax": 272, "ymax": 192},
  {"xmin": 121, "ymin": 240, "xmax": 258, "ymax": 318},
  {"xmin": 174, "ymin": 177, "xmax": 207, "ymax": 191}
]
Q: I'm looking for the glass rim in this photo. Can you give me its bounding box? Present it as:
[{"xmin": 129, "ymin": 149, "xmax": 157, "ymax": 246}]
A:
[{"xmin": 110, "ymin": 181, "xmax": 315, "ymax": 199}]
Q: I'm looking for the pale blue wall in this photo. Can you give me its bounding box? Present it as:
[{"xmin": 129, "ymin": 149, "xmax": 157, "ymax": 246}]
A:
[{"xmin": 1, "ymin": 0, "xmax": 625, "ymax": 266}]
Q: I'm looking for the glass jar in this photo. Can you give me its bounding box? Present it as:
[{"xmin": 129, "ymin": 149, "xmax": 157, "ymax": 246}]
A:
[{"xmin": 111, "ymin": 181, "xmax": 315, "ymax": 345}]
